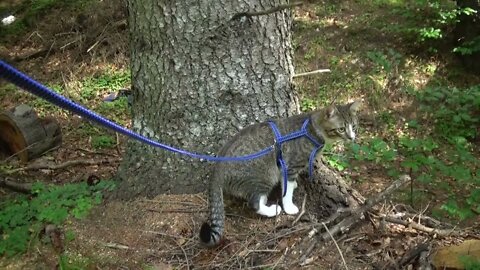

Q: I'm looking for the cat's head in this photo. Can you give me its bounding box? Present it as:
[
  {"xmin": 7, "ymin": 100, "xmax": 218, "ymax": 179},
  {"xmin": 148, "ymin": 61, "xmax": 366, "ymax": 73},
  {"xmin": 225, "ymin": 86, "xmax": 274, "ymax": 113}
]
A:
[{"xmin": 312, "ymin": 101, "xmax": 362, "ymax": 143}]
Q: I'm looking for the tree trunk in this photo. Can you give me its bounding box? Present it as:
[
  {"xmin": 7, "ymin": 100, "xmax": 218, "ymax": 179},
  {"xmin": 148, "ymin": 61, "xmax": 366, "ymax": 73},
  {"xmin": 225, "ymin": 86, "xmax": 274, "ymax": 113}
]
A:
[{"xmin": 116, "ymin": 0, "xmax": 299, "ymax": 198}]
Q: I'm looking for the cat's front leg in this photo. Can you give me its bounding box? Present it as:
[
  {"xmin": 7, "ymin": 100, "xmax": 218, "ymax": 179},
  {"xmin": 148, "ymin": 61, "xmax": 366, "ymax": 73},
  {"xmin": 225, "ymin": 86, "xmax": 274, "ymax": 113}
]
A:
[{"xmin": 282, "ymin": 180, "xmax": 299, "ymax": 215}]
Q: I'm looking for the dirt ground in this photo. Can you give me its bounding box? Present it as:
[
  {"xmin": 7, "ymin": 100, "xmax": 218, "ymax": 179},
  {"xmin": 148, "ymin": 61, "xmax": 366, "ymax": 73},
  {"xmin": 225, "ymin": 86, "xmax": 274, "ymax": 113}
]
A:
[{"xmin": 1, "ymin": 0, "xmax": 479, "ymax": 269}]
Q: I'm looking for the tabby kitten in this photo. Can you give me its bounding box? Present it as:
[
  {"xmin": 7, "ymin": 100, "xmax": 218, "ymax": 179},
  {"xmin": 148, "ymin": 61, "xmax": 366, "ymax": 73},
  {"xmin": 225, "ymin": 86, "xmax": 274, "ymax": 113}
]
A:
[{"xmin": 199, "ymin": 101, "xmax": 361, "ymax": 247}]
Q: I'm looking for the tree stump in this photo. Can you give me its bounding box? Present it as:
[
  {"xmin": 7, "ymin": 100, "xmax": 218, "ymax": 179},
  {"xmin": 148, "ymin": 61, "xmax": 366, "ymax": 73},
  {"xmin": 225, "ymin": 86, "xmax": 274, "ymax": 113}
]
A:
[
  {"xmin": 0, "ymin": 104, "xmax": 62, "ymax": 162},
  {"xmin": 268, "ymin": 158, "xmax": 365, "ymax": 220},
  {"xmin": 296, "ymin": 159, "xmax": 364, "ymax": 221}
]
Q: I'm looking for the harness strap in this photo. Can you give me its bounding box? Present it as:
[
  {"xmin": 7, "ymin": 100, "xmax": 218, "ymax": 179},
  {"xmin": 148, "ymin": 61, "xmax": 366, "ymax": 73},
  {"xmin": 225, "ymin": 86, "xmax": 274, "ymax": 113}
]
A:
[{"xmin": 268, "ymin": 119, "xmax": 324, "ymax": 196}]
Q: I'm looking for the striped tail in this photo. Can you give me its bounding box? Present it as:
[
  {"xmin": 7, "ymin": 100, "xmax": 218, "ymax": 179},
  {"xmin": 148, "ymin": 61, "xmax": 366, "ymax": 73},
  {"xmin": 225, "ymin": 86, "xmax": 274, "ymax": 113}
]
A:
[{"xmin": 199, "ymin": 184, "xmax": 225, "ymax": 247}]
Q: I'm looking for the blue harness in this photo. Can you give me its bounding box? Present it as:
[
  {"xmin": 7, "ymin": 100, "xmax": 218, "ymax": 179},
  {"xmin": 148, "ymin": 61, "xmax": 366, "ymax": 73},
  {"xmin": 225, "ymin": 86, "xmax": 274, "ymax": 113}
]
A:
[
  {"xmin": 0, "ymin": 60, "xmax": 324, "ymax": 196},
  {"xmin": 268, "ymin": 119, "xmax": 324, "ymax": 196}
]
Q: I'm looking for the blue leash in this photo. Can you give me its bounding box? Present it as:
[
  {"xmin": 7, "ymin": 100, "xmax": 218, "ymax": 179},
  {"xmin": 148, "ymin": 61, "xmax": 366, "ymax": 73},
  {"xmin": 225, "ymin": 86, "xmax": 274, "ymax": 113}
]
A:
[
  {"xmin": 0, "ymin": 60, "xmax": 323, "ymax": 195},
  {"xmin": 268, "ymin": 119, "xmax": 324, "ymax": 196},
  {"xmin": 0, "ymin": 60, "xmax": 272, "ymax": 162}
]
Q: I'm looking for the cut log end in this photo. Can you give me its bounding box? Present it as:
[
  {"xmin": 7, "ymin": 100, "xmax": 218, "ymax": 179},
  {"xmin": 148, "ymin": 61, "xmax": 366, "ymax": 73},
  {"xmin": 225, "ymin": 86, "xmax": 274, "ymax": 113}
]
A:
[{"xmin": 0, "ymin": 104, "xmax": 62, "ymax": 162}]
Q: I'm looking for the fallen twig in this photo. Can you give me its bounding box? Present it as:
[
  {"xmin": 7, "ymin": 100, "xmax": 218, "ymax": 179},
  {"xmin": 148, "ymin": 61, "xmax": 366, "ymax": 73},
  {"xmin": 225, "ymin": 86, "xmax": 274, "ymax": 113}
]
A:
[
  {"xmin": 178, "ymin": 240, "xmax": 190, "ymax": 270},
  {"xmin": 115, "ymin": 133, "xmax": 121, "ymax": 155},
  {"xmin": 300, "ymin": 175, "xmax": 411, "ymax": 263},
  {"xmin": 322, "ymin": 222, "xmax": 349, "ymax": 270},
  {"xmin": 380, "ymin": 215, "xmax": 459, "ymax": 237},
  {"xmin": 142, "ymin": 230, "xmax": 188, "ymax": 239},
  {"xmin": 7, "ymin": 158, "xmax": 121, "ymax": 174},
  {"xmin": 87, "ymin": 22, "xmax": 111, "ymax": 53},
  {"xmin": 293, "ymin": 69, "xmax": 331, "ymax": 78},
  {"xmin": 103, "ymin": 242, "xmax": 130, "ymax": 250},
  {"xmin": 142, "ymin": 199, "xmax": 203, "ymax": 207},
  {"xmin": 147, "ymin": 208, "xmax": 207, "ymax": 214},
  {"xmin": 320, "ymin": 175, "xmax": 411, "ymax": 238},
  {"xmin": 292, "ymin": 194, "xmax": 307, "ymax": 226},
  {"xmin": 76, "ymin": 147, "xmax": 118, "ymax": 157}
]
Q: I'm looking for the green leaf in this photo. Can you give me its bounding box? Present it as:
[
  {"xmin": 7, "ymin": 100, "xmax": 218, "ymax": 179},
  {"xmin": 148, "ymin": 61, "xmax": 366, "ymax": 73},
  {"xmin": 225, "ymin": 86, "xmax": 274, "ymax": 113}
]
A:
[{"xmin": 401, "ymin": 159, "xmax": 419, "ymax": 172}]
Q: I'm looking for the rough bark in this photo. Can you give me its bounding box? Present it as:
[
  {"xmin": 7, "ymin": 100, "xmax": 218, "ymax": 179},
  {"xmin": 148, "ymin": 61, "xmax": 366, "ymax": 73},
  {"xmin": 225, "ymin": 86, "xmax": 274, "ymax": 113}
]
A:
[
  {"xmin": 116, "ymin": 0, "xmax": 299, "ymax": 198},
  {"xmin": 268, "ymin": 159, "xmax": 365, "ymax": 219},
  {"xmin": 300, "ymin": 160, "xmax": 364, "ymax": 217}
]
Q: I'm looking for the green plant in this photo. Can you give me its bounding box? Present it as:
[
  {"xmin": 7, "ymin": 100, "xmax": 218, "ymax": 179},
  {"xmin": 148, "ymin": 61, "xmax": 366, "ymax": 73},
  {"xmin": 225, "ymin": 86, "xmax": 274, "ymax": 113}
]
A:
[
  {"xmin": 97, "ymin": 97, "xmax": 130, "ymax": 122},
  {"xmin": 366, "ymin": 49, "xmax": 402, "ymax": 72},
  {"xmin": 454, "ymin": 35, "xmax": 480, "ymax": 55},
  {"xmin": 460, "ymin": 254, "xmax": 480, "ymax": 269},
  {"xmin": 415, "ymin": 85, "xmax": 480, "ymax": 140},
  {"xmin": 80, "ymin": 71, "xmax": 130, "ymax": 101},
  {"xmin": 418, "ymin": 27, "xmax": 443, "ymax": 40},
  {"xmin": 300, "ymin": 97, "xmax": 316, "ymax": 112},
  {"xmin": 321, "ymin": 144, "xmax": 350, "ymax": 172},
  {"xmin": 30, "ymin": 83, "xmax": 64, "ymax": 114},
  {"xmin": 91, "ymin": 135, "xmax": 116, "ymax": 149},
  {"xmin": 339, "ymin": 85, "xmax": 479, "ymax": 220},
  {"xmin": 58, "ymin": 253, "xmax": 92, "ymax": 270},
  {"xmin": 350, "ymin": 138, "xmax": 397, "ymax": 165},
  {"xmin": 386, "ymin": 1, "xmax": 478, "ymax": 54},
  {"xmin": 0, "ymin": 180, "xmax": 115, "ymax": 256}
]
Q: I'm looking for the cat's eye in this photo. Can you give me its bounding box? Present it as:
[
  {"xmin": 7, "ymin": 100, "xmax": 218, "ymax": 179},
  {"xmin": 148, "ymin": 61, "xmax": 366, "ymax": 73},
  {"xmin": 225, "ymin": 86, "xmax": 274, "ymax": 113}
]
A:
[{"xmin": 337, "ymin": 127, "xmax": 345, "ymax": 133}]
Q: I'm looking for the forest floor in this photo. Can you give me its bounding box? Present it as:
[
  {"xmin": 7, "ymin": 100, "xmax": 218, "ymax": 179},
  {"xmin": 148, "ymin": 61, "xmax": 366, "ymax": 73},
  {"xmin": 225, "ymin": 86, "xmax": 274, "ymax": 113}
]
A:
[{"xmin": 1, "ymin": 0, "xmax": 479, "ymax": 269}]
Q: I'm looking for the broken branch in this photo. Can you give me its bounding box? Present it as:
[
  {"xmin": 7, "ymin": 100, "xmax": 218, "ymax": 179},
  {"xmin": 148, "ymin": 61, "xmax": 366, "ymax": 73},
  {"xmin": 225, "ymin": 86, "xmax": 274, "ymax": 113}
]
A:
[
  {"xmin": 380, "ymin": 215, "xmax": 460, "ymax": 237},
  {"xmin": 300, "ymin": 175, "xmax": 411, "ymax": 263},
  {"xmin": 293, "ymin": 69, "xmax": 331, "ymax": 78},
  {"xmin": 0, "ymin": 177, "xmax": 32, "ymax": 193},
  {"xmin": 7, "ymin": 158, "xmax": 121, "ymax": 174}
]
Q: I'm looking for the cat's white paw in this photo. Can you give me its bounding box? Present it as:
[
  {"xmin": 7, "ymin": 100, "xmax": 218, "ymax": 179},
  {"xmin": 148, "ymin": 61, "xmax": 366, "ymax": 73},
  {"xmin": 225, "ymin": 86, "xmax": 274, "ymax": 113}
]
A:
[
  {"xmin": 257, "ymin": 204, "xmax": 282, "ymax": 217},
  {"xmin": 283, "ymin": 203, "xmax": 299, "ymax": 215}
]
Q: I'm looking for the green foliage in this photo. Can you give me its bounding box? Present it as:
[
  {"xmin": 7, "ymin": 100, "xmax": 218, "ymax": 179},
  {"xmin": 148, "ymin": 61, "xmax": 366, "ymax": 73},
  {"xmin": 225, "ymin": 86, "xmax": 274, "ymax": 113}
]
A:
[
  {"xmin": 460, "ymin": 255, "xmax": 480, "ymax": 270},
  {"xmin": 415, "ymin": 85, "xmax": 480, "ymax": 140},
  {"xmin": 0, "ymin": 180, "xmax": 115, "ymax": 256},
  {"xmin": 58, "ymin": 253, "xmax": 92, "ymax": 270},
  {"xmin": 366, "ymin": 49, "xmax": 402, "ymax": 72},
  {"xmin": 454, "ymin": 36, "xmax": 480, "ymax": 55},
  {"xmin": 300, "ymin": 97, "xmax": 316, "ymax": 112},
  {"xmin": 97, "ymin": 97, "xmax": 130, "ymax": 122},
  {"xmin": 91, "ymin": 135, "xmax": 116, "ymax": 149},
  {"xmin": 322, "ymin": 144, "xmax": 350, "ymax": 172},
  {"xmin": 351, "ymin": 138, "xmax": 397, "ymax": 164},
  {"xmin": 327, "ymin": 84, "xmax": 479, "ymax": 221},
  {"xmin": 418, "ymin": 27, "xmax": 443, "ymax": 40},
  {"xmin": 387, "ymin": 0, "xmax": 479, "ymax": 54},
  {"xmin": 81, "ymin": 71, "xmax": 130, "ymax": 101},
  {"xmin": 31, "ymin": 84, "xmax": 64, "ymax": 113}
]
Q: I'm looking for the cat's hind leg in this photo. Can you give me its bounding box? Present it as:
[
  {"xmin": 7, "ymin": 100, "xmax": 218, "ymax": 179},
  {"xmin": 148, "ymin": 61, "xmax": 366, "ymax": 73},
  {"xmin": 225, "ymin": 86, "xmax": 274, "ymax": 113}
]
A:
[
  {"xmin": 282, "ymin": 180, "xmax": 299, "ymax": 215},
  {"xmin": 248, "ymin": 193, "xmax": 281, "ymax": 217}
]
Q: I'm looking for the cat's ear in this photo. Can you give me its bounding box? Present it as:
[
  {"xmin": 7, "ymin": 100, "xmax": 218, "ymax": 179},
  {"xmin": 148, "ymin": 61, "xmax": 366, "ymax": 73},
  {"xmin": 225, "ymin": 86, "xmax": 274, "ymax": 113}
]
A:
[
  {"xmin": 349, "ymin": 100, "xmax": 362, "ymax": 114},
  {"xmin": 325, "ymin": 105, "xmax": 336, "ymax": 119}
]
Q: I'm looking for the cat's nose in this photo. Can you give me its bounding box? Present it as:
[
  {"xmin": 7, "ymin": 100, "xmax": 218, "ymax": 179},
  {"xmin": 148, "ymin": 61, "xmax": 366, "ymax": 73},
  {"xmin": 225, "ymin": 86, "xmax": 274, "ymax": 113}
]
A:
[
  {"xmin": 346, "ymin": 125, "xmax": 355, "ymax": 141},
  {"xmin": 346, "ymin": 133, "xmax": 355, "ymax": 141}
]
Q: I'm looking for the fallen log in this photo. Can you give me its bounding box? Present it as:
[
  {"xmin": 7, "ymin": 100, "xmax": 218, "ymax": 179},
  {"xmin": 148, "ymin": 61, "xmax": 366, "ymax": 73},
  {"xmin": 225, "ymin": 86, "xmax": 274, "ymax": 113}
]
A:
[{"xmin": 0, "ymin": 104, "xmax": 62, "ymax": 162}]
